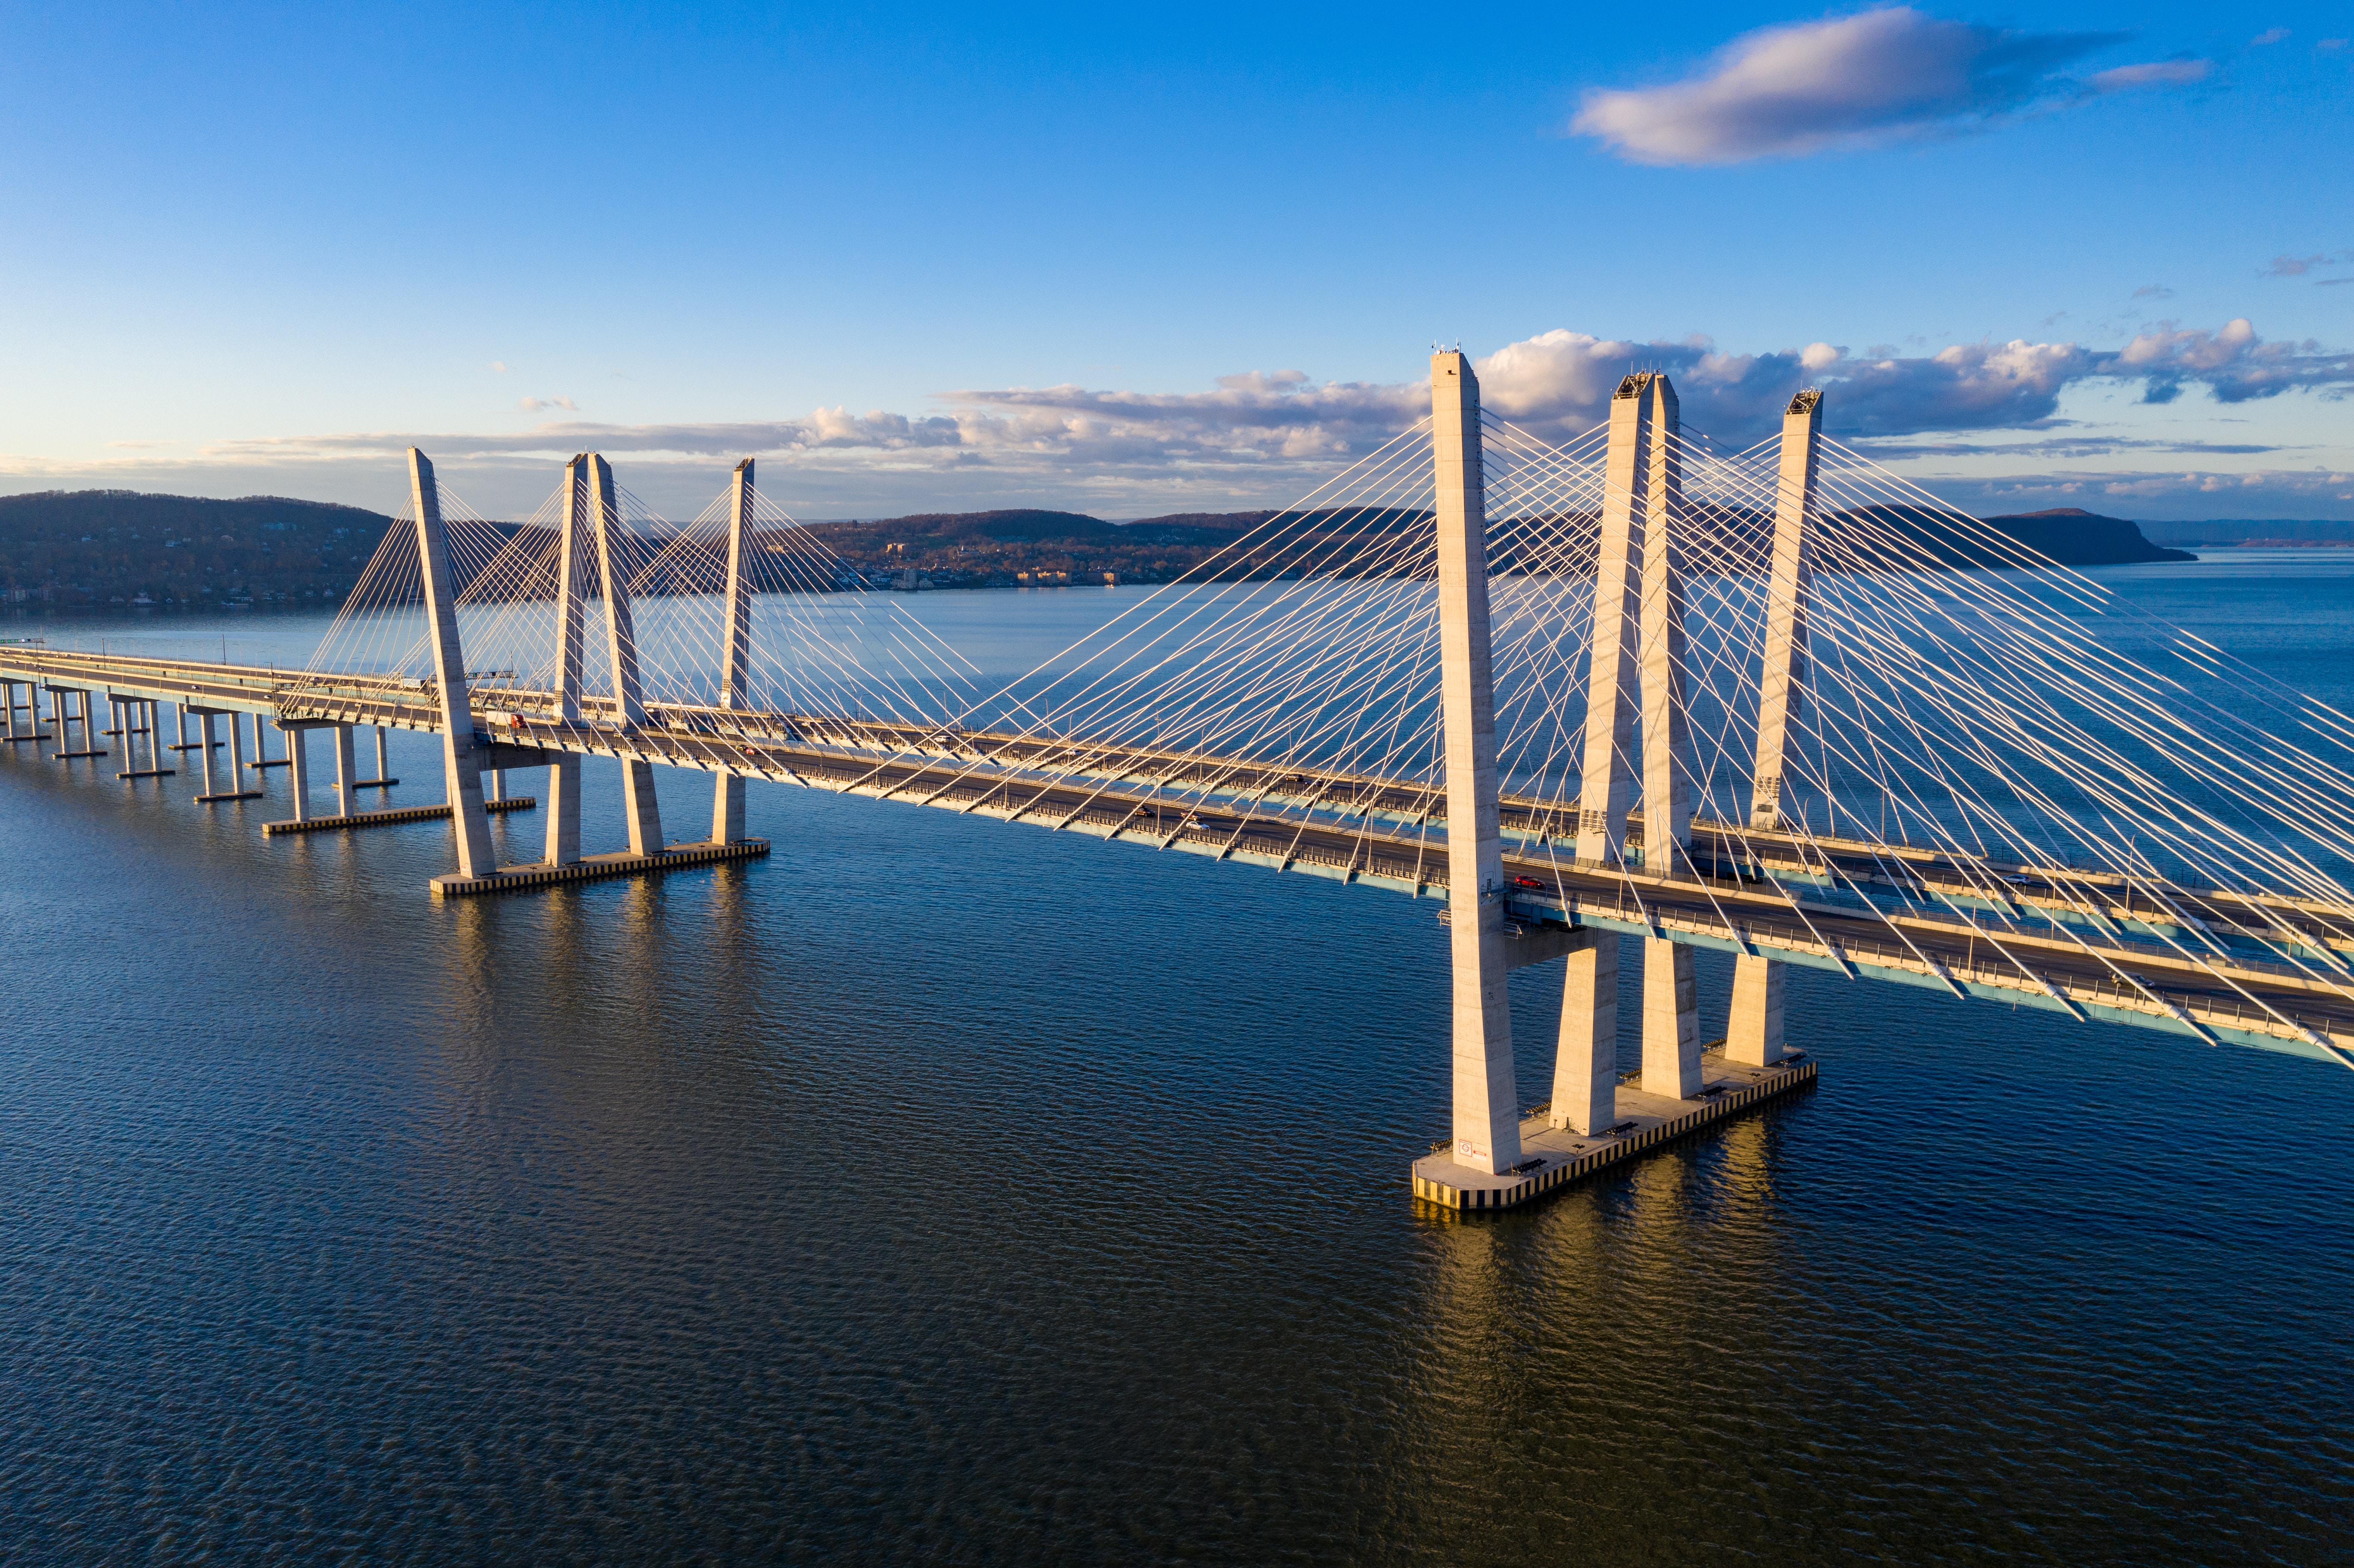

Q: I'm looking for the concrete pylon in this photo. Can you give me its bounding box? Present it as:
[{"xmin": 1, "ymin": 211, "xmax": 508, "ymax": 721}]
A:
[
  {"xmin": 713, "ymin": 457, "xmax": 754, "ymax": 844},
  {"xmin": 1431, "ymin": 350, "xmax": 1518, "ymax": 1176},
  {"xmin": 1749, "ymin": 389, "xmax": 1821, "ymax": 831},
  {"xmin": 283, "ymin": 722, "xmax": 311, "ymax": 820},
  {"xmin": 587, "ymin": 453, "xmax": 664, "ymax": 855},
  {"xmin": 1549, "ymin": 927, "xmax": 1618, "ymax": 1135},
  {"xmin": 1729, "ymin": 389, "xmax": 1820, "ymax": 1067},
  {"xmin": 1637, "ymin": 374, "xmax": 1691, "ymax": 872},
  {"xmin": 1560, "ymin": 377, "xmax": 1654, "ymax": 1122},
  {"xmin": 410, "ymin": 448, "xmax": 498, "ymax": 879},
  {"xmin": 1635, "ymin": 374, "xmax": 1703, "ymax": 1101},
  {"xmin": 546, "ymin": 454, "xmax": 590, "ymax": 865},
  {"xmin": 1575, "ymin": 376, "xmax": 1651, "ymax": 865},
  {"xmin": 333, "ymin": 724, "xmax": 356, "ymax": 803}
]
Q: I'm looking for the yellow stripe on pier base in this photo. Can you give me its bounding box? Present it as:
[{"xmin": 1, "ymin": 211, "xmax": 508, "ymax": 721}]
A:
[
  {"xmin": 262, "ymin": 797, "xmax": 536, "ymax": 836},
  {"xmin": 1411, "ymin": 1054, "xmax": 1817, "ymax": 1213},
  {"xmin": 429, "ymin": 837, "xmax": 769, "ymax": 897}
]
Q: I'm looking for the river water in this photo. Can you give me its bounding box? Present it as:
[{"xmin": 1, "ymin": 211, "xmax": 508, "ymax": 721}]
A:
[{"xmin": 3, "ymin": 554, "xmax": 2351, "ymax": 1564}]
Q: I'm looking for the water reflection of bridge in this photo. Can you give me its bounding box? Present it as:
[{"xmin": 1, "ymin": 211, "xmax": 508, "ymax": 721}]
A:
[{"xmin": 8, "ymin": 354, "xmax": 2353, "ymax": 1207}]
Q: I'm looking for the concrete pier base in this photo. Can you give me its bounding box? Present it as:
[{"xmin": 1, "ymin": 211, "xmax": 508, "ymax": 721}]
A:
[
  {"xmin": 429, "ymin": 837, "xmax": 768, "ymax": 897},
  {"xmin": 264, "ymin": 797, "xmax": 536, "ymax": 836},
  {"xmin": 1411, "ymin": 1048, "xmax": 1815, "ymax": 1212}
]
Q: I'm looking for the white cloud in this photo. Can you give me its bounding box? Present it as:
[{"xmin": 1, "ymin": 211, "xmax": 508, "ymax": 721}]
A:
[
  {"xmin": 2250, "ymin": 28, "xmax": 2290, "ymax": 46},
  {"xmin": 1570, "ymin": 7, "xmax": 2205, "ymax": 165},
  {"xmin": 19, "ymin": 320, "xmax": 2350, "ymax": 520},
  {"xmin": 2087, "ymin": 59, "xmax": 2211, "ymax": 90},
  {"xmin": 489, "ymin": 361, "xmax": 509, "ymax": 373},
  {"xmin": 516, "ymin": 395, "xmax": 577, "ymax": 412}
]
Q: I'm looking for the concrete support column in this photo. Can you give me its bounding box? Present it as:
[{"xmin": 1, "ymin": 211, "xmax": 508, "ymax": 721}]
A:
[
  {"xmin": 410, "ymin": 447, "xmax": 498, "ymax": 878},
  {"xmin": 713, "ymin": 773, "xmax": 745, "ymax": 845},
  {"xmin": 1643, "ymin": 937, "xmax": 1702, "ymax": 1098},
  {"xmin": 199, "ymin": 713, "xmax": 218, "ymax": 793},
  {"xmin": 374, "ymin": 726, "xmax": 390, "ymax": 780},
  {"xmin": 1725, "ymin": 952, "xmax": 1787, "ymax": 1065},
  {"xmin": 333, "ymin": 724, "xmax": 356, "ymax": 806},
  {"xmin": 485, "ymin": 768, "xmax": 504, "ymax": 803},
  {"xmin": 1549, "ymin": 930, "xmax": 1619, "ymax": 1135},
  {"xmin": 1431, "ymin": 351, "xmax": 1517, "ymax": 1176},
  {"xmin": 3, "ymin": 681, "xmax": 15, "ymax": 739},
  {"xmin": 545, "ymin": 753, "xmax": 582, "ymax": 865},
  {"xmin": 588, "ymin": 452, "xmax": 665, "ymax": 856},
  {"xmin": 713, "ymin": 457, "xmax": 756, "ymax": 844},
  {"xmin": 1575, "ymin": 377, "xmax": 1652, "ymax": 864},
  {"xmin": 228, "ymin": 710, "xmax": 249, "ymax": 781},
  {"xmin": 283, "ymin": 723, "xmax": 311, "ymax": 820}
]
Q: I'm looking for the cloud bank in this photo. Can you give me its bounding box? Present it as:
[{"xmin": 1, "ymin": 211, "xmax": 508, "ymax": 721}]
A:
[
  {"xmin": 9, "ymin": 319, "xmax": 2350, "ymax": 520},
  {"xmin": 1571, "ymin": 7, "xmax": 2208, "ymax": 165}
]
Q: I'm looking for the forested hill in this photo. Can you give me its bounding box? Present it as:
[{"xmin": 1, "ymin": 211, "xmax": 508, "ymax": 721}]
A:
[
  {"xmin": 0, "ymin": 490, "xmax": 395, "ymax": 605},
  {"xmin": 0, "ymin": 490, "xmax": 2198, "ymax": 607}
]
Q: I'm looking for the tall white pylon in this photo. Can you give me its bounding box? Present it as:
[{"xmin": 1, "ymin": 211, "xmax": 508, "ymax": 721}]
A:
[
  {"xmin": 1632, "ymin": 374, "xmax": 1702, "ymax": 1099},
  {"xmin": 408, "ymin": 448, "xmax": 497, "ymax": 878},
  {"xmin": 587, "ymin": 452, "xmax": 665, "ymax": 856},
  {"xmin": 1575, "ymin": 375, "xmax": 1651, "ymax": 866},
  {"xmin": 1729, "ymin": 388, "xmax": 1821, "ymax": 1067},
  {"xmin": 713, "ymin": 457, "xmax": 754, "ymax": 844},
  {"xmin": 545, "ymin": 453, "xmax": 589, "ymax": 865},
  {"xmin": 1432, "ymin": 350, "xmax": 1519, "ymax": 1176}
]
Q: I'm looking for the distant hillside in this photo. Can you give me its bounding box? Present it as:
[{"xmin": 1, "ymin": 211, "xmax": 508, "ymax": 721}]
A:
[
  {"xmin": 0, "ymin": 490, "xmax": 395, "ymax": 605},
  {"xmin": 2135, "ymin": 518, "xmax": 2354, "ymax": 547},
  {"xmin": 0, "ymin": 489, "xmax": 2200, "ymax": 607},
  {"xmin": 1959, "ymin": 507, "xmax": 2194, "ymax": 566}
]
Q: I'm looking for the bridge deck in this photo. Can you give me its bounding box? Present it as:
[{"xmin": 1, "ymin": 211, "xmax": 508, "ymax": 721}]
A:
[{"xmin": 6, "ymin": 645, "xmax": 2348, "ymax": 1067}]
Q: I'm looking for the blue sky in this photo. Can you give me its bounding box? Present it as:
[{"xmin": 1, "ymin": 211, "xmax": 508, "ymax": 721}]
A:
[{"xmin": 1, "ymin": 2, "xmax": 2347, "ymax": 520}]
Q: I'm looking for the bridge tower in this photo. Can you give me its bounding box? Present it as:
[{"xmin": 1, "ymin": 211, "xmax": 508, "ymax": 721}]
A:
[
  {"xmin": 545, "ymin": 454, "xmax": 591, "ymax": 865},
  {"xmin": 1431, "ymin": 350, "xmax": 1519, "ymax": 1176},
  {"xmin": 1729, "ymin": 389, "xmax": 1822, "ymax": 1066},
  {"xmin": 410, "ymin": 448, "xmax": 499, "ymax": 878},
  {"xmin": 1635, "ymin": 375, "xmax": 1703, "ymax": 1100},
  {"xmin": 587, "ymin": 454, "xmax": 666, "ymax": 855},
  {"xmin": 713, "ymin": 458, "xmax": 755, "ymax": 844}
]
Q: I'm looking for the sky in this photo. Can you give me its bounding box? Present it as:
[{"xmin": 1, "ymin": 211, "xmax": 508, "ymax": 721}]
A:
[{"xmin": 0, "ymin": 1, "xmax": 2348, "ymax": 522}]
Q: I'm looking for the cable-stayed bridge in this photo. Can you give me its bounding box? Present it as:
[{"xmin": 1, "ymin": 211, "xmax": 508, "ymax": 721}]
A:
[{"xmin": 9, "ymin": 353, "xmax": 2354, "ymax": 1208}]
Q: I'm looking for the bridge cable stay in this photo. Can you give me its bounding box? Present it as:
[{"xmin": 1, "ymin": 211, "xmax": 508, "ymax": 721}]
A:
[
  {"xmin": 263, "ymin": 386, "xmax": 2354, "ymax": 1067},
  {"xmin": 1622, "ymin": 423, "xmax": 2354, "ymax": 1056}
]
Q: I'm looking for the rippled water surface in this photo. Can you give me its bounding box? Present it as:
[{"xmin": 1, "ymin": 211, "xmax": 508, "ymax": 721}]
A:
[{"xmin": 3, "ymin": 556, "xmax": 2351, "ymax": 1564}]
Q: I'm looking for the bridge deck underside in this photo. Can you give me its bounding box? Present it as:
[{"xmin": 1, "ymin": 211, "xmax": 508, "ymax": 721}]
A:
[{"xmin": 6, "ymin": 648, "xmax": 2349, "ymax": 1065}]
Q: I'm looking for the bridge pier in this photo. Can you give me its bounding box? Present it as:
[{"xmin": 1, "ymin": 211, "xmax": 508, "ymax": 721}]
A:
[
  {"xmin": 545, "ymin": 754, "xmax": 582, "ymax": 864},
  {"xmin": 188, "ymin": 711, "xmax": 260, "ymax": 800},
  {"xmin": 0, "ymin": 680, "xmax": 36, "ymax": 742},
  {"xmin": 47, "ymin": 687, "xmax": 106, "ymax": 759},
  {"xmin": 282, "ymin": 722, "xmax": 311, "ymax": 820},
  {"xmin": 1549, "ymin": 930, "xmax": 1619, "ymax": 1135},
  {"xmin": 118, "ymin": 699, "xmax": 175, "ymax": 779},
  {"xmin": 347, "ymin": 725, "xmax": 397, "ymax": 789},
  {"xmin": 248, "ymin": 712, "xmax": 287, "ymax": 769},
  {"xmin": 190, "ymin": 709, "xmax": 262, "ymax": 802}
]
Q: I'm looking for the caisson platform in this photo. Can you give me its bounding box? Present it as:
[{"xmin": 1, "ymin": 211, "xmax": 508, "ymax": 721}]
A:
[
  {"xmin": 429, "ymin": 837, "xmax": 768, "ymax": 896},
  {"xmin": 1412, "ymin": 1048, "xmax": 1816, "ymax": 1212},
  {"xmin": 262, "ymin": 796, "xmax": 536, "ymax": 836}
]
